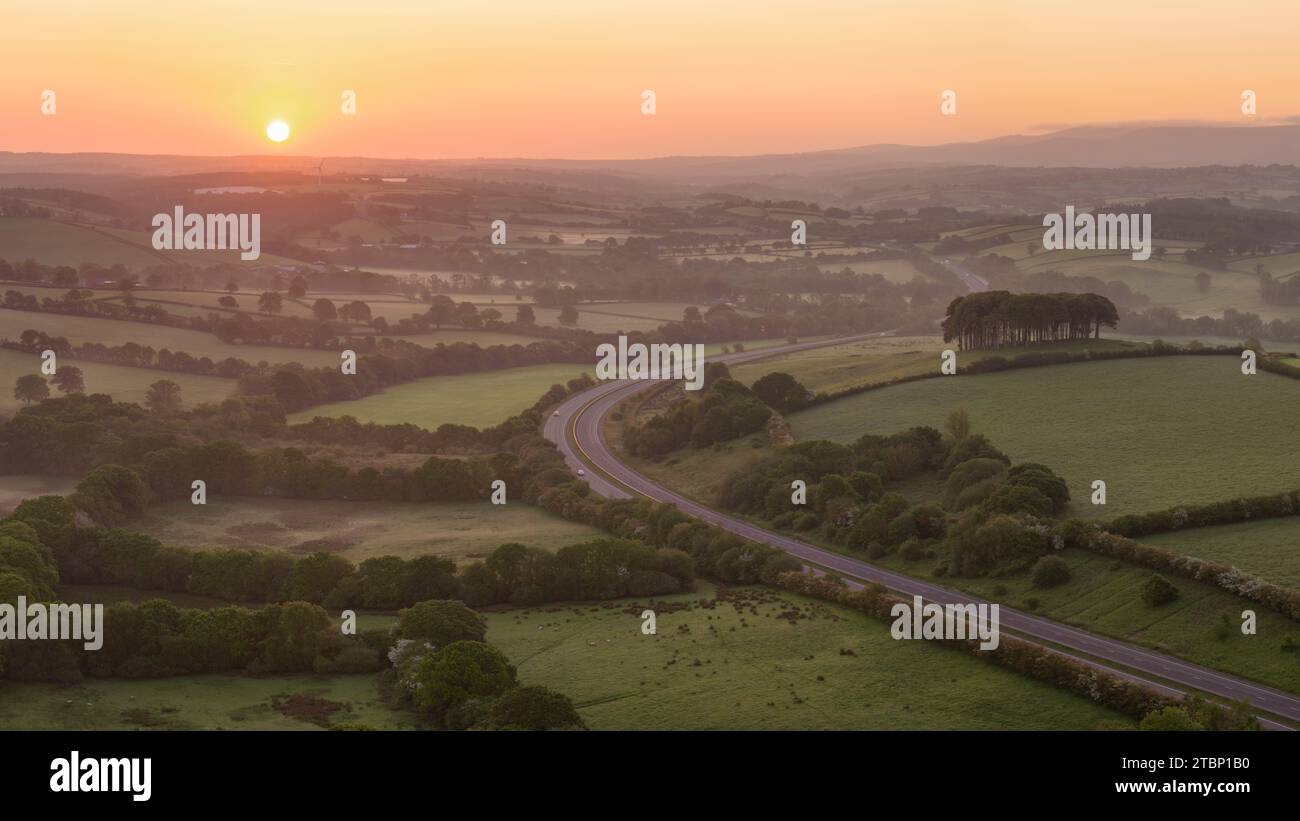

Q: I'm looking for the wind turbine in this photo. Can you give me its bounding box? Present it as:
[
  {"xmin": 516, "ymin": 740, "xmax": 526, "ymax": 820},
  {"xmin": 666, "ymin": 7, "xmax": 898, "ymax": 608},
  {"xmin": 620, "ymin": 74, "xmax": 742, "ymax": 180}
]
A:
[{"xmin": 312, "ymin": 159, "xmax": 325, "ymax": 185}]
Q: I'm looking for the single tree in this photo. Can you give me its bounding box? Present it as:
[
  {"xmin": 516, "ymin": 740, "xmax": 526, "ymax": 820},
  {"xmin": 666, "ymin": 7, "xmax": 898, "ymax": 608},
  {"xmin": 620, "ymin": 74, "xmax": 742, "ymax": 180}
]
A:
[
  {"xmin": 145, "ymin": 379, "xmax": 183, "ymax": 414},
  {"xmin": 258, "ymin": 291, "xmax": 284, "ymax": 315},
  {"xmin": 13, "ymin": 374, "xmax": 49, "ymax": 405},
  {"xmin": 312, "ymin": 298, "xmax": 338, "ymax": 321},
  {"xmin": 51, "ymin": 366, "xmax": 85, "ymax": 395},
  {"xmin": 944, "ymin": 408, "xmax": 971, "ymax": 442}
]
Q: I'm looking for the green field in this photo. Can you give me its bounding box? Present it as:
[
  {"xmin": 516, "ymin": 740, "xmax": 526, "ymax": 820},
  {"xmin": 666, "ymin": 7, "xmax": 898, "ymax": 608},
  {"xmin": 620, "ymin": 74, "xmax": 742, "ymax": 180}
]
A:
[
  {"xmin": 789, "ymin": 356, "xmax": 1300, "ymax": 520},
  {"xmin": 1143, "ymin": 517, "xmax": 1300, "ymax": 591},
  {"xmin": 129, "ymin": 497, "xmax": 604, "ymax": 563},
  {"xmin": 287, "ymin": 362, "xmax": 591, "ymax": 428},
  {"xmin": 0, "ymin": 474, "xmax": 80, "ymax": 515},
  {"xmin": 0, "ymin": 674, "xmax": 418, "ymax": 730},
  {"xmin": 484, "ymin": 584, "xmax": 1130, "ymax": 730},
  {"xmin": 729, "ymin": 335, "xmax": 1142, "ymax": 395},
  {"xmin": 0, "ymin": 348, "xmax": 235, "ymax": 412}
]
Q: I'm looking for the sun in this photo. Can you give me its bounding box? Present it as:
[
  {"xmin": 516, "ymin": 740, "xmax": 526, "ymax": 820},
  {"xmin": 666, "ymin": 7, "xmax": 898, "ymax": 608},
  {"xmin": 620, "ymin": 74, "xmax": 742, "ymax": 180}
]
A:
[{"xmin": 266, "ymin": 120, "xmax": 290, "ymax": 143}]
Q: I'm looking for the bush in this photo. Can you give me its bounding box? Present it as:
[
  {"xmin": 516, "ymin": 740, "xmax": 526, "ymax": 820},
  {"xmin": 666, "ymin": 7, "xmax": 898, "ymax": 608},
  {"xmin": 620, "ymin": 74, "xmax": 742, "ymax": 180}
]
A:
[
  {"xmin": 489, "ymin": 685, "xmax": 586, "ymax": 730},
  {"xmin": 408, "ymin": 641, "xmax": 517, "ymax": 726},
  {"xmin": 944, "ymin": 458, "xmax": 1007, "ymax": 506},
  {"xmin": 397, "ymin": 600, "xmax": 487, "ymax": 648},
  {"xmin": 627, "ymin": 570, "xmax": 680, "ymax": 596},
  {"xmin": 899, "ymin": 540, "xmax": 926, "ymax": 562},
  {"xmin": 1031, "ymin": 555, "xmax": 1072, "ymax": 588},
  {"xmin": 1141, "ymin": 574, "xmax": 1179, "ymax": 607}
]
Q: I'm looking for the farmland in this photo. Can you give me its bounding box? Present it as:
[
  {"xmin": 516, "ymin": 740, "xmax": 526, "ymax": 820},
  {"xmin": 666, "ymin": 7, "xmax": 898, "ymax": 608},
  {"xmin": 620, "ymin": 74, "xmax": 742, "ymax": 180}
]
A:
[
  {"xmin": 0, "ymin": 348, "xmax": 235, "ymax": 411},
  {"xmin": 0, "ymin": 307, "xmax": 345, "ymax": 367},
  {"xmin": 484, "ymin": 583, "xmax": 1130, "ymax": 730},
  {"xmin": 128, "ymin": 497, "xmax": 604, "ymax": 563},
  {"xmin": 287, "ymin": 362, "xmax": 592, "ymax": 428},
  {"xmin": 788, "ymin": 356, "xmax": 1300, "ymax": 520}
]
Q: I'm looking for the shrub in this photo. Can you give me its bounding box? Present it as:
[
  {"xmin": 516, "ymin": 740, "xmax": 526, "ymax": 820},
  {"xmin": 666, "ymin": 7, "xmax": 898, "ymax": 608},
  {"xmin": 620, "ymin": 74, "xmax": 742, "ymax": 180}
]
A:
[
  {"xmin": 489, "ymin": 685, "xmax": 586, "ymax": 731},
  {"xmin": 1030, "ymin": 555, "xmax": 1072, "ymax": 588},
  {"xmin": 1141, "ymin": 574, "xmax": 1179, "ymax": 607}
]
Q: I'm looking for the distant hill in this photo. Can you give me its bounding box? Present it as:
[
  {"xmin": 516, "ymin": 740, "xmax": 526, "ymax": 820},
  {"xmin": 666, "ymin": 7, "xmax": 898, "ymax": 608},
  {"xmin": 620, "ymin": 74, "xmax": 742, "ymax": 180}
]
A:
[{"xmin": 3, "ymin": 124, "xmax": 1299, "ymax": 182}]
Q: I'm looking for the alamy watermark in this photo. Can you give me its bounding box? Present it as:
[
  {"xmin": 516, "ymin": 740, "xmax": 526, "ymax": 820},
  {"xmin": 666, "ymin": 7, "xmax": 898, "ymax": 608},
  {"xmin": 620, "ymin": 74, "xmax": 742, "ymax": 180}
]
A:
[
  {"xmin": 1042, "ymin": 205, "xmax": 1152, "ymax": 261},
  {"xmin": 0, "ymin": 596, "xmax": 103, "ymax": 650},
  {"xmin": 151, "ymin": 206, "xmax": 261, "ymax": 260},
  {"xmin": 595, "ymin": 335, "xmax": 705, "ymax": 390},
  {"xmin": 50, "ymin": 751, "xmax": 151, "ymax": 802},
  {"xmin": 890, "ymin": 594, "xmax": 1000, "ymax": 651}
]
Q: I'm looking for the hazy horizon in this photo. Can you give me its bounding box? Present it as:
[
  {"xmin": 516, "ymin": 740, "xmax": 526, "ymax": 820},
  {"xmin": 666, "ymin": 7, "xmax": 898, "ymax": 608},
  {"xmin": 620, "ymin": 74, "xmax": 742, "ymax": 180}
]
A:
[{"xmin": 5, "ymin": 0, "xmax": 1299, "ymax": 158}]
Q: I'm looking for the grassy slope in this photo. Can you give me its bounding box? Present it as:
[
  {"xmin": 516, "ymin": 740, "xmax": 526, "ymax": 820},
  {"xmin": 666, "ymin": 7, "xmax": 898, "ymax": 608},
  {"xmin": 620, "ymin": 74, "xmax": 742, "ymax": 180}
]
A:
[
  {"xmin": 128, "ymin": 497, "xmax": 605, "ymax": 563},
  {"xmin": 485, "ymin": 584, "xmax": 1129, "ymax": 730},
  {"xmin": 286, "ymin": 363, "xmax": 592, "ymax": 428},
  {"xmin": 788, "ymin": 356, "xmax": 1300, "ymax": 521},
  {"xmin": 729, "ymin": 335, "xmax": 1142, "ymax": 395}
]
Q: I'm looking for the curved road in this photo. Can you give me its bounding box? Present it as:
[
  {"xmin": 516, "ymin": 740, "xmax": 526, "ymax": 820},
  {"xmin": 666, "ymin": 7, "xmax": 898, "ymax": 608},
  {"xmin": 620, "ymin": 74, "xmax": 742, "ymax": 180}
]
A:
[{"xmin": 543, "ymin": 333, "xmax": 1300, "ymax": 728}]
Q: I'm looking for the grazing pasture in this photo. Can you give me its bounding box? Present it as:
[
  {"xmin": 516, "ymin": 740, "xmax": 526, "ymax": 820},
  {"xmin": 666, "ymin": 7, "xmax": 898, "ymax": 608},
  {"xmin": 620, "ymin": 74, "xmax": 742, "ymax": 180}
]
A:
[{"xmin": 485, "ymin": 584, "xmax": 1130, "ymax": 730}]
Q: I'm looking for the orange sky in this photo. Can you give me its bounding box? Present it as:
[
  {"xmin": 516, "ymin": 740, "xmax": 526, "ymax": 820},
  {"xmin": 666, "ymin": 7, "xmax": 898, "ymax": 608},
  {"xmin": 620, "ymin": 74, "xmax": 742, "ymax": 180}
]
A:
[{"xmin": 2, "ymin": 0, "xmax": 1297, "ymax": 159}]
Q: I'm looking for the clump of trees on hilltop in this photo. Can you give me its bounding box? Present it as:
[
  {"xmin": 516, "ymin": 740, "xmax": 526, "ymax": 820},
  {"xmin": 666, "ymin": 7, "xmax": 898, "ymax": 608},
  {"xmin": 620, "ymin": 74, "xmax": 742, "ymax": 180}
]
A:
[{"xmin": 942, "ymin": 291, "xmax": 1118, "ymax": 350}]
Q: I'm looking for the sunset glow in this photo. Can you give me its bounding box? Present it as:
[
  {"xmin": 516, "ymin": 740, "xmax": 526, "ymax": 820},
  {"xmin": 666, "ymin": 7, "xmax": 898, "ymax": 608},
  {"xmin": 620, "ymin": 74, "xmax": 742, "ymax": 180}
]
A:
[{"xmin": 2, "ymin": 0, "xmax": 1299, "ymax": 158}]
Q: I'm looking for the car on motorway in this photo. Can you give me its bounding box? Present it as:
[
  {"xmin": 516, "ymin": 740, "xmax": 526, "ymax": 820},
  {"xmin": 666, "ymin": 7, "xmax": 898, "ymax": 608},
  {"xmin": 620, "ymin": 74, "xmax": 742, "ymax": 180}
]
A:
[{"xmin": 553, "ymin": 410, "xmax": 560, "ymax": 417}]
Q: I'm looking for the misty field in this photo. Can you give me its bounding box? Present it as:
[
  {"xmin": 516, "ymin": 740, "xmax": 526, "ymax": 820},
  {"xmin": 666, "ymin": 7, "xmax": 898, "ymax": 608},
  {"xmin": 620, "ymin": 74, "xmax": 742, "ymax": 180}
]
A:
[
  {"xmin": 0, "ymin": 474, "xmax": 80, "ymax": 515},
  {"xmin": 287, "ymin": 362, "xmax": 591, "ymax": 428},
  {"xmin": 128, "ymin": 496, "xmax": 604, "ymax": 563},
  {"xmin": 485, "ymin": 584, "xmax": 1129, "ymax": 730},
  {"xmin": 788, "ymin": 356, "xmax": 1300, "ymax": 520},
  {"xmin": 0, "ymin": 348, "xmax": 235, "ymax": 411}
]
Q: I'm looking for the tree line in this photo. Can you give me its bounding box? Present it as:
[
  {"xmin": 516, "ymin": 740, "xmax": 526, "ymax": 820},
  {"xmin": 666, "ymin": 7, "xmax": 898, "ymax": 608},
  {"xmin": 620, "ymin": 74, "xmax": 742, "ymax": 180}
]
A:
[{"xmin": 942, "ymin": 291, "xmax": 1119, "ymax": 350}]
